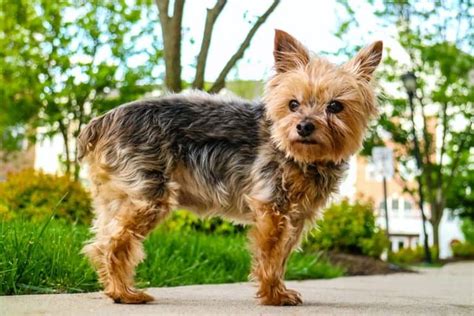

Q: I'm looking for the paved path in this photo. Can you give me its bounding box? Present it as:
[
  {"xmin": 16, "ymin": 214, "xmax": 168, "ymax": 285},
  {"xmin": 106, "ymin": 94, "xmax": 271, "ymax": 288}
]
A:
[{"xmin": 1, "ymin": 262, "xmax": 473, "ymax": 315}]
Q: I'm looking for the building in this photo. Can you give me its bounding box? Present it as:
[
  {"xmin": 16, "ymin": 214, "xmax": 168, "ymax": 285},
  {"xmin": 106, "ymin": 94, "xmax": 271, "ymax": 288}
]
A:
[{"xmin": 344, "ymin": 155, "xmax": 464, "ymax": 258}]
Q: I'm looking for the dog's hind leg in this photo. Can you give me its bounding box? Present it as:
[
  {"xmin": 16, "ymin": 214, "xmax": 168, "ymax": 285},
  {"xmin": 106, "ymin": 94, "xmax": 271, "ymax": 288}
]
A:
[{"xmin": 83, "ymin": 172, "xmax": 177, "ymax": 304}]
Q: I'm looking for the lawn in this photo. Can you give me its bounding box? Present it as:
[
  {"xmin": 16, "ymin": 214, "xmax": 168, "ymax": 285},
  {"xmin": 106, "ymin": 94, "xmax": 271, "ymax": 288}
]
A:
[{"xmin": 0, "ymin": 219, "xmax": 344, "ymax": 295}]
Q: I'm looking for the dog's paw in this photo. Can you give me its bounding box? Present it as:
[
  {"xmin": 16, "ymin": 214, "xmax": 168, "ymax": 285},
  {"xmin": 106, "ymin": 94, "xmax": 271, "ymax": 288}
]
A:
[
  {"xmin": 258, "ymin": 288, "xmax": 303, "ymax": 306},
  {"xmin": 107, "ymin": 290, "xmax": 154, "ymax": 304},
  {"xmin": 278, "ymin": 288, "xmax": 303, "ymax": 306}
]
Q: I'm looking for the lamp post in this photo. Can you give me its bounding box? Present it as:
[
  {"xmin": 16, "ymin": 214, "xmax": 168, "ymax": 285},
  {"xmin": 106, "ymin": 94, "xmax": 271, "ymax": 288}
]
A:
[{"xmin": 401, "ymin": 71, "xmax": 432, "ymax": 264}]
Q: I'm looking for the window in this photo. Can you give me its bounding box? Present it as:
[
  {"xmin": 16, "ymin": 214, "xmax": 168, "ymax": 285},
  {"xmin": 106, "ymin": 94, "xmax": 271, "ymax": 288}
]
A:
[
  {"xmin": 404, "ymin": 200, "xmax": 412, "ymax": 214},
  {"xmin": 392, "ymin": 198, "xmax": 399, "ymax": 214},
  {"xmin": 398, "ymin": 241, "xmax": 404, "ymax": 250},
  {"xmin": 378, "ymin": 201, "xmax": 385, "ymax": 210}
]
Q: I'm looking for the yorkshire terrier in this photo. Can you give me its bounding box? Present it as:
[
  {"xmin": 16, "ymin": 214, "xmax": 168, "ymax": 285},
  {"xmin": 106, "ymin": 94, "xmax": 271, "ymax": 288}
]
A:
[{"xmin": 78, "ymin": 30, "xmax": 382, "ymax": 306}]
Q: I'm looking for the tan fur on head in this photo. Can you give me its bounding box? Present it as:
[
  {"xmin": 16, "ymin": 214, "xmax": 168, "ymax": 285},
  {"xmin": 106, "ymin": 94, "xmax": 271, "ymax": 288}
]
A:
[{"xmin": 265, "ymin": 30, "xmax": 382, "ymax": 164}]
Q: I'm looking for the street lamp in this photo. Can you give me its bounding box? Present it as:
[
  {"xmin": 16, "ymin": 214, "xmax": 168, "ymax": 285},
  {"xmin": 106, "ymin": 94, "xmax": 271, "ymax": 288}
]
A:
[
  {"xmin": 401, "ymin": 71, "xmax": 432, "ymax": 264},
  {"xmin": 401, "ymin": 71, "xmax": 417, "ymax": 97}
]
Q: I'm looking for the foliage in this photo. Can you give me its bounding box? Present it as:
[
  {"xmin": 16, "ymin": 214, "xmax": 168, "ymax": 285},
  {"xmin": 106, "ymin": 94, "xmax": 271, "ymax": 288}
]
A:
[
  {"xmin": 285, "ymin": 252, "xmax": 345, "ymax": 280},
  {"xmin": 162, "ymin": 210, "xmax": 245, "ymax": 235},
  {"xmin": 306, "ymin": 200, "xmax": 389, "ymax": 258},
  {"xmin": 0, "ymin": 218, "xmax": 97, "ymax": 295},
  {"xmin": 0, "ymin": 219, "xmax": 343, "ymax": 295},
  {"xmin": 451, "ymin": 242, "xmax": 474, "ymax": 259},
  {"xmin": 0, "ymin": 0, "xmax": 160, "ymax": 177},
  {"xmin": 460, "ymin": 219, "xmax": 474, "ymax": 244},
  {"xmin": 224, "ymin": 80, "xmax": 264, "ymax": 100},
  {"xmin": 388, "ymin": 246, "xmax": 439, "ymax": 265},
  {"xmin": 0, "ymin": 169, "xmax": 92, "ymax": 224}
]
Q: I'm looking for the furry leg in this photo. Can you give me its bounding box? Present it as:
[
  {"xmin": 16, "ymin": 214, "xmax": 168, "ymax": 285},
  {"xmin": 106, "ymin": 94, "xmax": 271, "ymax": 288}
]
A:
[
  {"xmin": 83, "ymin": 197, "xmax": 171, "ymax": 304},
  {"xmin": 249, "ymin": 205, "xmax": 305, "ymax": 306}
]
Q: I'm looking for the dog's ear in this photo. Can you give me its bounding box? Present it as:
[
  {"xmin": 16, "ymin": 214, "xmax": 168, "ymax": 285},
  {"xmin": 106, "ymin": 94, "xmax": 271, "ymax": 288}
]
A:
[
  {"xmin": 274, "ymin": 29, "xmax": 310, "ymax": 73},
  {"xmin": 344, "ymin": 41, "xmax": 383, "ymax": 81}
]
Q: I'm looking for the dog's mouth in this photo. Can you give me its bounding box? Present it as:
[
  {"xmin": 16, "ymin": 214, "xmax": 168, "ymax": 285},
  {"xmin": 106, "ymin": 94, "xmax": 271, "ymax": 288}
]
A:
[{"xmin": 294, "ymin": 139, "xmax": 319, "ymax": 145}]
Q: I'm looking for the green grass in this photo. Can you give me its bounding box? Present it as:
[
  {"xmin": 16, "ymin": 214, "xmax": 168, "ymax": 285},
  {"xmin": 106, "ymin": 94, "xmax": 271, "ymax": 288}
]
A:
[{"xmin": 0, "ymin": 219, "xmax": 344, "ymax": 295}]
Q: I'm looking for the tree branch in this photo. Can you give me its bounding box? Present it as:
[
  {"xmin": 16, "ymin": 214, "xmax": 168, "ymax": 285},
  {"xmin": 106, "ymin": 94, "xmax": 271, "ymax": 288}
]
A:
[
  {"xmin": 192, "ymin": 0, "xmax": 227, "ymax": 90},
  {"xmin": 208, "ymin": 0, "xmax": 280, "ymax": 93},
  {"xmin": 416, "ymin": 95, "xmax": 435, "ymax": 204},
  {"xmin": 417, "ymin": 95, "xmax": 432, "ymax": 166},
  {"xmin": 155, "ymin": 0, "xmax": 169, "ymax": 23},
  {"xmin": 435, "ymin": 101, "xmax": 449, "ymax": 192}
]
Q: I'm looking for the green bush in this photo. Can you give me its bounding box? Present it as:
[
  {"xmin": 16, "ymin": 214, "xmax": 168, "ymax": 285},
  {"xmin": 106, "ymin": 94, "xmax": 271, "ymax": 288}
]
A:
[
  {"xmin": 460, "ymin": 219, "xmax": 474, "ymax": 244},
  {"xmin": 449, "ymin": 218, "xmax": 474, "ymax": 259},
  {"xmin": 451, "ymin": 242, "xmax": 474, "ymax": 259},
  {"xmin": 388, "ymin": 246, "xmax": 439, "ymax": 264},
  {"xmin": 306, "ymin": 199, "xmax": 389, "ymax": 258},
  {"xmin": 0, "ymin": 169, "xmax": 92, "ymax": 224},
  {"xmin": 162, "ymin": 210, "xmax": 245, "ymax": 235}
]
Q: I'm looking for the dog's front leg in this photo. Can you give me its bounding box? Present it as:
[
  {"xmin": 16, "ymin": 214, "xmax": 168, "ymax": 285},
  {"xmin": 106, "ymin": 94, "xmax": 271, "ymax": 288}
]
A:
[{"xmin": 249, "ymin": 205, "xmax": 304, "ymax": 306}]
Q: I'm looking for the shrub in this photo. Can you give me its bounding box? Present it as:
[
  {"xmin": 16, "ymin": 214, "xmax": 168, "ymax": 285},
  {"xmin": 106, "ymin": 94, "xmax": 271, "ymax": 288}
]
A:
[
  {"xmin": 451, "ymin": 242, "xmax": 474, "ymax": 259},
  {"xmin": 388, "ymin": 246, "xmax": 439, "ymax": 264},
  {"xmin": 449, "ymin": 218, "xmax": 474, "ymax": 259},
  {"xmin": 0, "ymin": 169, "xmax": 92, "ymax": 224},
  {"xmin": 162, "ymin": 210, "xmax": 246, "ymax": 235},
  {"xmin": 461, "ymin": 218, "xmax": 474, "ymax": 244},
  {"xmin": 306, "ymin": 199, "xmax": 389, "ymax": 258}
]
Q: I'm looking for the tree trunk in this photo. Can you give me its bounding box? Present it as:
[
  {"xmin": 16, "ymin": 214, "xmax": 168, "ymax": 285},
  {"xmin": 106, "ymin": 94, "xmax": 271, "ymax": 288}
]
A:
[
  {"xmin": 73, "ymin": 152, "xmax": 81, "ymax": 181},
  {"xmin": 163, "ymin": 28, "xmax": 182, "ymax": 92},
  {"xmin": 58, "ymin": 120, "xmax": 71, "ymax": 176},
  {"xmin": 429, "ymin": 201, "xmax": 444, "ymax": 260},
  {"xmin": 156, "ymin": 0, "xmax": 185, "ymax": 92},
  {"xmin": 432, "ymin": 222, "xmax": 439, "ymax": 257}
]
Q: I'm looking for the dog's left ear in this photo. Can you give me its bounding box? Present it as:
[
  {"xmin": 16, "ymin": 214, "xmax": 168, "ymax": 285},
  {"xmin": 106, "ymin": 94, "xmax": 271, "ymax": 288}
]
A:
[
  {"xmin": 274, "ymin": 29, "xmax": 310, "ymax": 73},
  {"xmin": 344, "ymin": 41, "xmax": 383, "ymax": 81}
]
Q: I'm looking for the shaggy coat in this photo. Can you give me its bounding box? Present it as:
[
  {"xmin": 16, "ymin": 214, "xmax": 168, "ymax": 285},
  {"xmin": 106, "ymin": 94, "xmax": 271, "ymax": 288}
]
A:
[{"xmin": 78, "ymin": 29, "xmax": 382, "ymax": 305}]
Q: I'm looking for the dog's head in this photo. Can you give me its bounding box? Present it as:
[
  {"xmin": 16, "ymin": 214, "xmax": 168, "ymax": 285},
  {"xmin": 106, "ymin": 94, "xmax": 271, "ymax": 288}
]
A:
[{"xmin": 264, "ymin": 30, "xmax": 382, "ymax": 164}]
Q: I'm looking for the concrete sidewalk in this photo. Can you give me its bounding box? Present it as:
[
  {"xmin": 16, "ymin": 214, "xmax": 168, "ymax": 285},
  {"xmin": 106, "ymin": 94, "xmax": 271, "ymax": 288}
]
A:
[{"xmin": 1, "ymin": 262, "xmax": 473, "ymax": 315}]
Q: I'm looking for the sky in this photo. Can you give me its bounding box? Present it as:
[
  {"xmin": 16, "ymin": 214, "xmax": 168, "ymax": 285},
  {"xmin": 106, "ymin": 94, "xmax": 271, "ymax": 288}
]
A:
[
  {"xmin": 144, "ymin": 0, "xmax": 408, "ymax": 83},
  {"xmin": 65, "ymin": 0, "xmax": 411, "ymax": 87}
]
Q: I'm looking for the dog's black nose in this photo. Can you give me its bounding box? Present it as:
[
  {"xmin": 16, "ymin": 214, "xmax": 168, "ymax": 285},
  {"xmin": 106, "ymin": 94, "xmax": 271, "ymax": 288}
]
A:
[{"xmin": 296, "ymin": 121, "xmax": 315, "ymax": 137}]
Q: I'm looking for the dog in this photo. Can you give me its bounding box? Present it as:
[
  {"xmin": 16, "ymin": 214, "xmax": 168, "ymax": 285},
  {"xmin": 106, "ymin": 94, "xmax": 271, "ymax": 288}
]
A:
[{"xmin": 78, "ymin": 29, "xmax": 382, "ymax": 306}]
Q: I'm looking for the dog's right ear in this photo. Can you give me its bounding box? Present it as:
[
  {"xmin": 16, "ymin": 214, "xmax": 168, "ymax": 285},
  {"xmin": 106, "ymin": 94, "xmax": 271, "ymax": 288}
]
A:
[{"xmin": 274, "ymin": 29, "xmax": 310, "ymax": 73}]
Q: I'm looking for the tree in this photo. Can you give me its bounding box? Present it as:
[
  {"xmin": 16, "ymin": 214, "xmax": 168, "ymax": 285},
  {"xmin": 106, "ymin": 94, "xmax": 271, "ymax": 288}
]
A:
[
  {"xmin": 155, "ymin": 0, "xmax": 281, "ymax": 92},
  {"xmin": 0, "ymin": 1, "xmax": 45, "ymax": 154},
  {"xmin": 335, "ymin": 0, "xmax": 473, "ymax": 258},
  {"xmin": 1, "ymin": 0, "xmax": 160, "ymax": 179}
]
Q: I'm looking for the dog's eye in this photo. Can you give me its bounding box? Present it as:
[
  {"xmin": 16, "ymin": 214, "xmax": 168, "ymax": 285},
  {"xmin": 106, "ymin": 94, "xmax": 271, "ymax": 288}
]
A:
[
  {"xmin": 289, "ymin": 99, "xmax": 300, "ymax": 112},
  {"xmin": 327, "ymin": 100, "xmax": 344, "ymax": 114}
]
